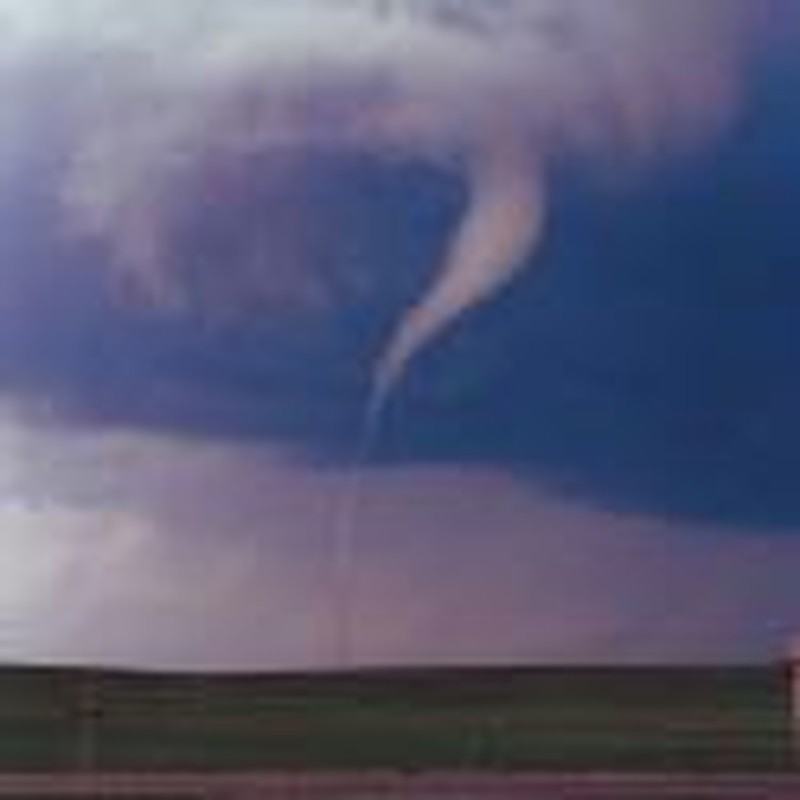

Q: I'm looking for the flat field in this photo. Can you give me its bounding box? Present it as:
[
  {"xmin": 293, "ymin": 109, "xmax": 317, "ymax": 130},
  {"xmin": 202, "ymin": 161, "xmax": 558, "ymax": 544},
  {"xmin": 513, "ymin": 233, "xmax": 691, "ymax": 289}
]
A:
[{"xmin": 0, "ymin": 664, "xmax": 792, "ymax": 772}]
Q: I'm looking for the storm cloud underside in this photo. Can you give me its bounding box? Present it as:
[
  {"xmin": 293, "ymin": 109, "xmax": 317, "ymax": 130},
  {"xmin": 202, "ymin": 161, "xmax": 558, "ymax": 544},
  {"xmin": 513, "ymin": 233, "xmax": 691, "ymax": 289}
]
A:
[{"xmin": 0, "ymin": 0, "xmax": 799, "ymax": 670}]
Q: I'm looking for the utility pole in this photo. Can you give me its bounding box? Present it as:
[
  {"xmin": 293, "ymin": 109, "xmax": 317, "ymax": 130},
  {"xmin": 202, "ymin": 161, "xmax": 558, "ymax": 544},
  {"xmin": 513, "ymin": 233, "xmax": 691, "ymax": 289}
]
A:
[{"xmin": 790, "ymin": 637, "xmax": 800, "ymax": 765}]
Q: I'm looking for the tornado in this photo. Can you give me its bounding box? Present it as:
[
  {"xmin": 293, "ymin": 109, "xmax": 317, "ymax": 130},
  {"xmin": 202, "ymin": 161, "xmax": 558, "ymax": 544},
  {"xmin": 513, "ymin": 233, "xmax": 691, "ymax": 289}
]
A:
[
  {"xmin": 371, "ymin": 137, "xmax": 546, "ymax": 408},
  {"xmin": 0, "ymin": 0, "xmax": 776, "ymax": 408}
]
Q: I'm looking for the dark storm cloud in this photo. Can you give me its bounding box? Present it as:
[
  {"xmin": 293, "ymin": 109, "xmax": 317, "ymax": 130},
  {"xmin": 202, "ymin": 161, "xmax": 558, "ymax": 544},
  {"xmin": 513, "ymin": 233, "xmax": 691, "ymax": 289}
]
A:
[
  {"xmin": 7, "ymin": 0, "xmax": 766, "ymax": 400},
  {"xmin": 0, "ymin": 0, "xmax": 799, "ymax": 529},
  {"xmin": 1, "ymin": 2, "xmax": 800, "ymax": 671}
]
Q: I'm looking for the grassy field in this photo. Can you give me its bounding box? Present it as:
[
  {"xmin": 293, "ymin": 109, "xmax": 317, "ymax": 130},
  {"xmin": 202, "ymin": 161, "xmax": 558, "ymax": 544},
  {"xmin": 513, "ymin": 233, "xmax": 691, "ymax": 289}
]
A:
[{"xmin": 0, "ymin": 664, "xmax": 793, "ymax": 772}]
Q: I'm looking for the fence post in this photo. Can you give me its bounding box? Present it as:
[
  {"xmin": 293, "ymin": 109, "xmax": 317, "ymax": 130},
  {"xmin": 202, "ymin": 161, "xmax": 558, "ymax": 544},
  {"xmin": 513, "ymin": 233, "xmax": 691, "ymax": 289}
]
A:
[
  {"xmin": 77, "ymin": 668, "xmax": 98, "ymax": 773},
  {"xmin": 790, "ymin": 639, "xmax": 800, "ymax": 763}
]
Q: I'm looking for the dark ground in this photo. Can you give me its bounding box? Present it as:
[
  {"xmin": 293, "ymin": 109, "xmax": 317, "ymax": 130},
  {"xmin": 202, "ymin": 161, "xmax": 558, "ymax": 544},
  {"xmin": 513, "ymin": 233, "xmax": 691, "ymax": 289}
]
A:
[{"xmin": 0, "ymin": 664, "xmax": 793, "ymax": 773}]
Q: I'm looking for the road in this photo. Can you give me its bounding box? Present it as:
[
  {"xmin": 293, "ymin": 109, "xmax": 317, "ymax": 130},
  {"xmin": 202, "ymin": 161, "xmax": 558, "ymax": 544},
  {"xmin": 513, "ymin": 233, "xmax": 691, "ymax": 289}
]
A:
[{"xmin": 0, "ymin": 772, "xmax": 798, "ymax": 798}]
